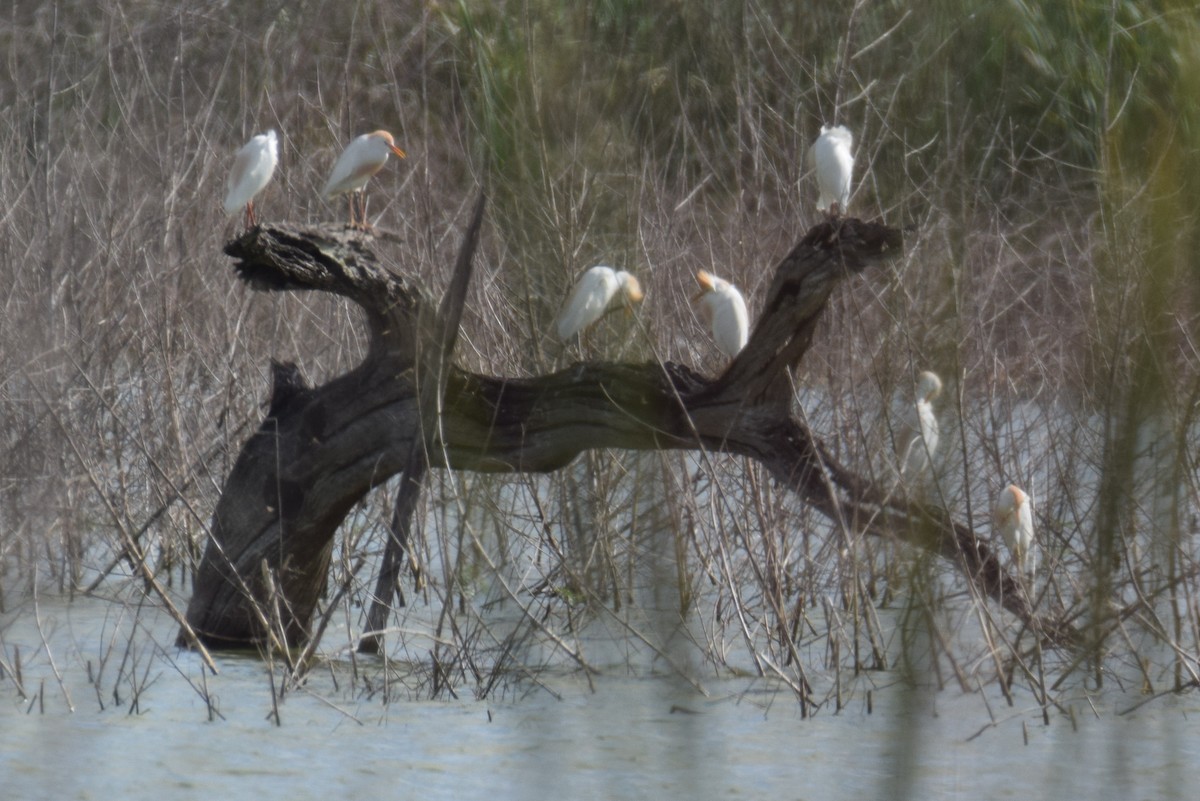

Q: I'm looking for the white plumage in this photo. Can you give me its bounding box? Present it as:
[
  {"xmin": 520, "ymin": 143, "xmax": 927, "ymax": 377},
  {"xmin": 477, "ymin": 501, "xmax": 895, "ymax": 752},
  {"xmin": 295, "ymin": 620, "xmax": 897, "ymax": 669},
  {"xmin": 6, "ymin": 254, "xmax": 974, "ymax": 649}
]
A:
[
  {"xmin": 995, "ymin": 484, "xmax": 1037, "ymax": 577},
  {"xmin": 223, "ymin": 130, "xmax": 279, "ymax": 228},
  {"xmin": 693, "ymin": 270, "xmax": 749, "ymax": 359},
  {"xmin": 555, "ymin": 265, "xmax": 644, "ymax": 340},
  {"xmin": 807, "ymin": 124, "xmax": 855, "ymax": 215},
  {"xmin": 322, "ymin": 130, "xmax": 406, "ymax": 228},
  {"xmin": 899, "ymin": 370, "xmax": 942, "ymax": 477}
]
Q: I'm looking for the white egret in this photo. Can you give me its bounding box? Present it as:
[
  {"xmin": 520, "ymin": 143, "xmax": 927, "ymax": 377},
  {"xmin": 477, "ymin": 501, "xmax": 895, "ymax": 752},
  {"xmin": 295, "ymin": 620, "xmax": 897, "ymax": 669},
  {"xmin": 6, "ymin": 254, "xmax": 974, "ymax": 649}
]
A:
[
  {"xmin": 555, "ymin": 265, "xmax": 644, "ymax": 340},
  {"xmin": 995, "ymin": 484, "xmax": 1037, "ymax": 577},
  {"xmin": 807, "ymin": 124, "xmax": 854, "ymax": 215},
  {"xmin": 693, "ymin": 270, "xmax": 749, "ymax": 359},
  {"xmin": 322, "ymin": 130, "xmax": 407, "ymax": 229},
  {"xmin": 899, "ymin": 370, "xmax": 942, "ymax": 477},
  {"xmin": 223, "ymin": 130, "xmax": 279, "ymax": 229}
]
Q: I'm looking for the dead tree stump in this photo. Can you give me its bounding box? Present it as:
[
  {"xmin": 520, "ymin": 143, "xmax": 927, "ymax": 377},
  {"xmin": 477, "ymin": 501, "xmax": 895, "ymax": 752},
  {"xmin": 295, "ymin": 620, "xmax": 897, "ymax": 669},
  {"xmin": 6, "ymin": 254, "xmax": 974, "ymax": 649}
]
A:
[{"xmin": 179, "ymin": 199, "xmax": 1075, "ymax": 652}]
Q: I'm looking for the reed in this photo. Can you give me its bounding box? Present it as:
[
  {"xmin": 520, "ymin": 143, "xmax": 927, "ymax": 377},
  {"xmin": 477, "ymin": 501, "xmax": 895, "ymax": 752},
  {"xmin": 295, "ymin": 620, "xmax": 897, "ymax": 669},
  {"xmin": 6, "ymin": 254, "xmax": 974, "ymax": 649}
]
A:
[{"xmin": 0, "ymin": 3, "xmax": 1196, "ymax": 752}]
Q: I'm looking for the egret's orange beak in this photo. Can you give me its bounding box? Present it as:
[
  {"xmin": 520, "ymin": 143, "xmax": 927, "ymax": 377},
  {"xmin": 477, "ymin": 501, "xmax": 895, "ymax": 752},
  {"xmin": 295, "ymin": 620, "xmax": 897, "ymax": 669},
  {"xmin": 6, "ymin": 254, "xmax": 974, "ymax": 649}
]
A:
[
  {"xmin": 390, "ymin": 144, "xmax": 407, "ymax": 159},
  {"xmin": 692, "ymin": 270, "xmax": 715, "ymax": 302}
]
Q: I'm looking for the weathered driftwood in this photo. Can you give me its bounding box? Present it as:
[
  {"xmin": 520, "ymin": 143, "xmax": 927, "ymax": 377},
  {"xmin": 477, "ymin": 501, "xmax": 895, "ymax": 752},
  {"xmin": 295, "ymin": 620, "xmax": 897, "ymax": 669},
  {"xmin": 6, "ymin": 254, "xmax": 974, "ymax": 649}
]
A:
[{"xmin": 179, "ymin": 200, "xmax": 1075, "ymax": 652}]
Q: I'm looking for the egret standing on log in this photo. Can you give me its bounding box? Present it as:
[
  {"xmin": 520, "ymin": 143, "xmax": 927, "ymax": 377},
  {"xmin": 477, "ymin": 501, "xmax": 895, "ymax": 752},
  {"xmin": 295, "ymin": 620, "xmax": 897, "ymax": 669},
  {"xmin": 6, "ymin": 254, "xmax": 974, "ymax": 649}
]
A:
[
  {"xmin": 807, "ymin": 124, "xmax": 854, "ymax": 216},
  {"xmin": 693, "ymin": 270, "xmax": 749, "ymax": 359},
  {"xmin": 900, "ymin": 370, "xmax": 943, "ymax": 477},
  {"xmin": 322, "ymin": 130, "xmax": 407, "ymax": 230},
  {"xmin": 995, "ymin": 484, "xmax": 1037, "ymax": 578},
  {"xmin": 223, "ymin": 130, "xmax": 279, "ymax": 229},
  {"xmin": 555, "ymin": 265, "xmax": 644, "ymax": 340}
]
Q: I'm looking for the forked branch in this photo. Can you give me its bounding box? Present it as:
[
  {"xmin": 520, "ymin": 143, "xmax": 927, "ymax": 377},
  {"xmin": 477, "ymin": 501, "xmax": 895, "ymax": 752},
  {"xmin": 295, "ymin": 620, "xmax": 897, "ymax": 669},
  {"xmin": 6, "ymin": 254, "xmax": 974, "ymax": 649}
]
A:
[{"xmin": 179, "ymin": 208, "xmax": 1074, "ymax": 653}]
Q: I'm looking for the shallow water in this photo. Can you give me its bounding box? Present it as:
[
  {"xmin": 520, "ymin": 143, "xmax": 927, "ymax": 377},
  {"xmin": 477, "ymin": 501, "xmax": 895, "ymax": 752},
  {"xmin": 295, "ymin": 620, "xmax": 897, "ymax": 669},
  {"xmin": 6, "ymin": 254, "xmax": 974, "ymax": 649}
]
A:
[{"xmin": 1, "ymin": 596, "xmax": 1196, "ymax": 801}]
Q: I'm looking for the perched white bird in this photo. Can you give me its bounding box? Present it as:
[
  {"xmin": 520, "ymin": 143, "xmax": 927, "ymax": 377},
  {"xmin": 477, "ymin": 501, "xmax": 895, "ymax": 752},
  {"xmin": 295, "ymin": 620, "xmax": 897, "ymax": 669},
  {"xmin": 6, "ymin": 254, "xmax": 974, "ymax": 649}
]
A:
[
  {"xmin": 322, "ymin": 130, "xmax": 407, "ymax": 229},
  {"xmin": 693, "ymin": 270, "xmax": 749, "ymax": 359},
  {"xmin": 899, "ymin": 370, "xmax": 943, "ymax": 477},
  {"xmin": 995, "ymin": 484, "xmax": 1036, "ymax": 577},
  {"xmin": 807, "ymin": 124, "xmax": 855, "ymax": 215},
  {"xmin": 555, "ymin": 265, "xmax": 644, "ymax": 340},
  {"xmin": 223, "ymin": 130, "xmax": 279, "ymax": 229}
]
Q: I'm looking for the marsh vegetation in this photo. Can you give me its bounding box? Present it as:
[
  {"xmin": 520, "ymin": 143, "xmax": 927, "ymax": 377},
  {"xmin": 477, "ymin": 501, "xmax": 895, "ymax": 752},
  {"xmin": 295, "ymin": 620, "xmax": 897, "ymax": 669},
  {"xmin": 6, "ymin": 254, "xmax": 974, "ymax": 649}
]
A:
[{"xmin": 2, "ymin": 0, "xmax": 1199, "ymax": 747}]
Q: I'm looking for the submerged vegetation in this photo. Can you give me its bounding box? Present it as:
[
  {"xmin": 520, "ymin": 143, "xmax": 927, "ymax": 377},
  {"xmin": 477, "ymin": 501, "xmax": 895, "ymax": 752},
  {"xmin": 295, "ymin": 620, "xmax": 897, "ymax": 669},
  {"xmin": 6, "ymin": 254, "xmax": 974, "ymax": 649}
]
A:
[{"xmin": 1, "ymin": 0, "xmax": 1199, "ymax": 733}]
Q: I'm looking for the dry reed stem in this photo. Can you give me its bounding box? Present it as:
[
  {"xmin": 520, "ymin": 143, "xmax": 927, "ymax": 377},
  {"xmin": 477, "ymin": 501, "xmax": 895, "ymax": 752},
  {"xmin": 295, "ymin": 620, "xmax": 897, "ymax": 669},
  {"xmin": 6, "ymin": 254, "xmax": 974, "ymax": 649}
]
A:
[{"xmin": 0, "ymin": 2, "xmax": 1196, "ymax": 719}]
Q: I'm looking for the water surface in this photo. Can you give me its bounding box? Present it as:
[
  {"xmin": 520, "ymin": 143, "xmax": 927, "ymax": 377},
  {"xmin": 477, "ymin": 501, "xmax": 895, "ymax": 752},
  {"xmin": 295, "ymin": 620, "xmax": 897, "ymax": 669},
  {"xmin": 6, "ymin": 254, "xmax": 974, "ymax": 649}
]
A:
[{"xmin": 1, "ymin": 596, "xmax": 1194, "ymax": 800}]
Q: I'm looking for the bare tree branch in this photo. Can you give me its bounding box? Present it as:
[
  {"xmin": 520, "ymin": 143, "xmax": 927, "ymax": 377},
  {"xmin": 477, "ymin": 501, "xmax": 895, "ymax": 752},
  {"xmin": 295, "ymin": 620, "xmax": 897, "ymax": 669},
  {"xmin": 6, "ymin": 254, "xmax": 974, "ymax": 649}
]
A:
[{"xmin": 179, "ymin": 212, "xmax": 1075, "ymax": 652}]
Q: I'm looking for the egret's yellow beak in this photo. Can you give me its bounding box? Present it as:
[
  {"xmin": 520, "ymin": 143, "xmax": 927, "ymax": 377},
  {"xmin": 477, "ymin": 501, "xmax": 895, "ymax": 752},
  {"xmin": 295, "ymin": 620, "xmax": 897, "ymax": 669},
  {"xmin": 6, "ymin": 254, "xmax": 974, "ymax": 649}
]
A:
[{"xmin": 390, "ymin": 144, "xmax": 407, "ymax": 159}]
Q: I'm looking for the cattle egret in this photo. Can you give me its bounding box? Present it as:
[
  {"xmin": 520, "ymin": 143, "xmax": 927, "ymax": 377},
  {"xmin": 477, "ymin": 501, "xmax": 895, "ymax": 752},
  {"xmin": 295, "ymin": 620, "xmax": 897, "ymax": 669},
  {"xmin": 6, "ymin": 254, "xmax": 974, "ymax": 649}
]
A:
[
  {"xmin": 223, "ymin": 130, "xmax": 279, "ymax": 229},
  {"xmin": 807, "ymin": 124, "xmax": 854, "ymax": 215},
  {"xmin": 995, "ymin": 484, "xmax": 1037, "ymax": 577},
  {"xmin": 693, "ymin": 270, "xmax": 749, "ymax": 359},
  {"xmin": 555, "ymin": 265, "xmax": 644, "ymax": 340},
  {"xmin": 322, "ymin": 130, "xmax": 407, "ymax": 229},
  {"xmin": 900, "ymin": 370, "xmax": 942, "ymax": 477}
]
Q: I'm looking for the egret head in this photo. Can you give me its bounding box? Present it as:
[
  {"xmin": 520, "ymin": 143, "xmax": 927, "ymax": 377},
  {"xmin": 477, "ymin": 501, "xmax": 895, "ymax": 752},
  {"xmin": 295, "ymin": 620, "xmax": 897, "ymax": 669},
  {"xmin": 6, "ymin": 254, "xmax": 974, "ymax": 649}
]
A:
[
  {"xmin": 369, "ymin": 130, "xmax": 407, "ymax": 159},
  {"xmin": 616, "ymin": 271, "xmax": 644, "ymax": 304},
  {"xmin": 691, "ymin": 270, "xmax": 721, "ymax": 326},
  {"xmin": 916, "ymin": 371, "xmax": 943, "ymax": 403},
  {"xmin": 994, "ymin": 484, "xmax": 1027, "ymax": 523},
  {"xmin": 819, "ymin": 124, "xmax": 854, "ymax": 147},
  {"xmin": 692, "ymin": 269, "xmax": 720, "ymax": 301}
]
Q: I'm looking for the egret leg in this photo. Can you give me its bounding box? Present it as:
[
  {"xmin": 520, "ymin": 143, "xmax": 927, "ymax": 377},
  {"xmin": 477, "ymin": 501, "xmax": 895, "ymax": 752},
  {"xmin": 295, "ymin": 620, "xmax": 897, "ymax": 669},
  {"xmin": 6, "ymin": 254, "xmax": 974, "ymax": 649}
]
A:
[
  {"xmin": 358, "ymin": 192, "xmax": 370, "ymax": 231},
  {"xmin": 347, "ymin": 194, "xmax": 356, "ymax": 229},
  {"xmin": 245, "ymin": 200, "xmax": 256, "ymax": 229}
]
